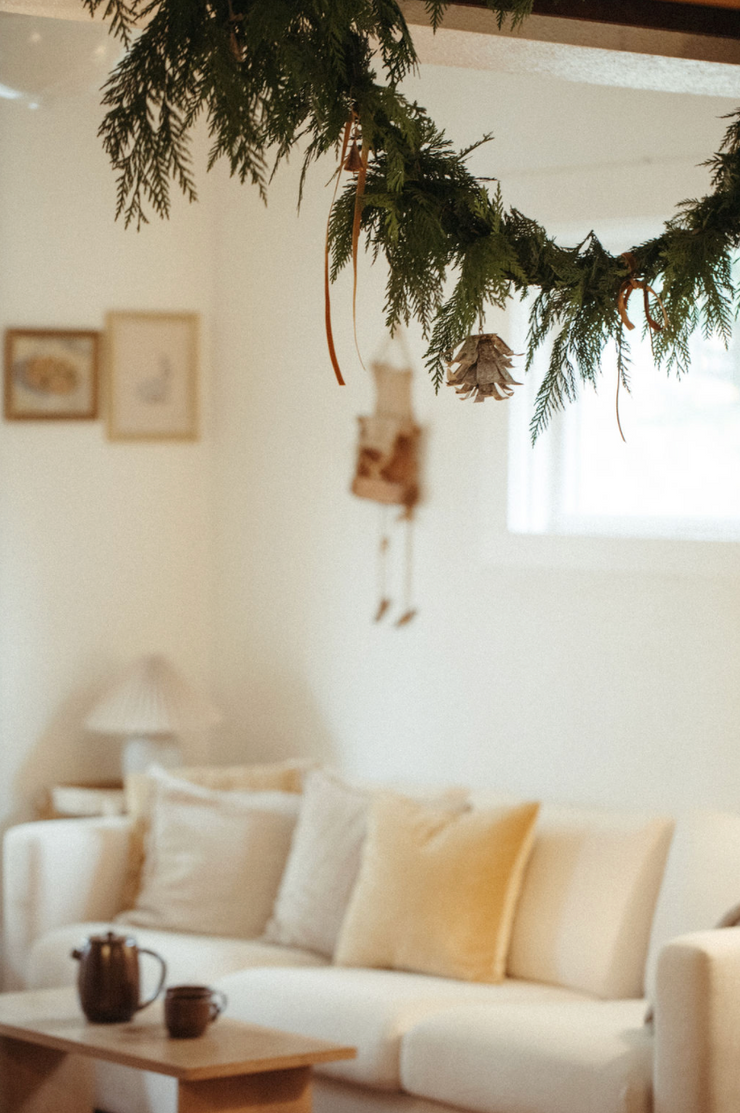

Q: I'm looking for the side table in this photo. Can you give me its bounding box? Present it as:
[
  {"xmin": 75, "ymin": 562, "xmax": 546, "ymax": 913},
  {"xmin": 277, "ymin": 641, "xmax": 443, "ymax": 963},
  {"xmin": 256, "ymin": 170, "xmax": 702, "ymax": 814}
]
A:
[{"xmin": 36, "ymin": 781, "xmax": 126, "ymax": 820}]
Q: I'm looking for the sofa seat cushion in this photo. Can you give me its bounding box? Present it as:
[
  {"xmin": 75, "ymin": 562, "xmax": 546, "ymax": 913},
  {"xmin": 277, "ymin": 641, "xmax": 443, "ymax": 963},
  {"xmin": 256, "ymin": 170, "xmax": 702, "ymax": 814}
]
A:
[
  {"xmin": 27, "ymin": 922, "xmax": 327, "ymax": 993},
  {"xmin": 401, "ymin": 999, "xmax": 652, "ymax": 1113},
  {"xmin": 215, "ymin": 966, "xmax": 591, "ymax": 1091}
]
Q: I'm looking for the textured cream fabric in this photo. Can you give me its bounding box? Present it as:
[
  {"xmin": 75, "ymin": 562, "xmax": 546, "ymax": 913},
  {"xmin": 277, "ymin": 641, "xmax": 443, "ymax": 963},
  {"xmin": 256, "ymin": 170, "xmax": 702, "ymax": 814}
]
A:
[
  {"xmin": 3, "ymin": 815, "xmax": 132, "ymax": 990},
  {"xmin": 124, "ymin": 759, "xmax": 310, "ymax": 818},
  {"xmin": 401, "ymin": 998, "xmax": 652, "ymax": 1113},
  {"xmin": 263, "ymin": 770, "xmax": 368, "ymax": 956},
  {"xmin": 120, "ymin": 760, "xmax": 310, "ymax": 909},
  {"xmin": 120, "ymin": 769, "xmax": 300, "ymax": 937},
  {"xmin": 644, "ymin": 809, "xmax": 740, "ymax": 1003},
  {"xmin": 507, "ymin": 805, "xmax": 673, "ymax": 998},
  {"xmin": 29, "ymin": 920, "xmax": 327, "ymax": 993},
  {"xmin": 335, "ymin": 794, "xmax": 539, "ymax": 982},
  {"xmin": 654, "ymin": 928, "xmax": 740, "ymax": 1113},
  {"xmin": 217, "ymin": 966, "xmax": 588, "ymax": 1089}
]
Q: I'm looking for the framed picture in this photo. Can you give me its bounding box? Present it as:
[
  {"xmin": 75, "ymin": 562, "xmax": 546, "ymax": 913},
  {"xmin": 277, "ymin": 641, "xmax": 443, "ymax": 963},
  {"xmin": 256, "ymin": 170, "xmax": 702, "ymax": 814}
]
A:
[
  {"xmin": 106, "ymin": 311, "xmax": 199, "ymax": 442},
  {"xmin": 4, "ymin": 328, "xmax": 99, "ymax": 420}
]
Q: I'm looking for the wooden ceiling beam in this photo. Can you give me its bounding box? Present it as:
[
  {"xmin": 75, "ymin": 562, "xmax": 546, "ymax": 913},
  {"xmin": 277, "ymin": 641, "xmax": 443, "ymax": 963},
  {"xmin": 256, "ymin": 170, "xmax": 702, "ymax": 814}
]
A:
[{"xmin": 450, "ymin": 0, "xmax": 740, "ymax": 39}]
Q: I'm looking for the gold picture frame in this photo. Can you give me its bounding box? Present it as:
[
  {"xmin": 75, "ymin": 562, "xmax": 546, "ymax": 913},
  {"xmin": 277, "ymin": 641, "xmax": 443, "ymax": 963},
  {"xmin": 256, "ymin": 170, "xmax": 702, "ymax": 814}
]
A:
[
  {"xmin": 106, "ymin": 311, "xmax": 199, "ymax": 442},
  {"xmin": 4, "ymin": 328, "xmax": 99, "ymax": 420}
]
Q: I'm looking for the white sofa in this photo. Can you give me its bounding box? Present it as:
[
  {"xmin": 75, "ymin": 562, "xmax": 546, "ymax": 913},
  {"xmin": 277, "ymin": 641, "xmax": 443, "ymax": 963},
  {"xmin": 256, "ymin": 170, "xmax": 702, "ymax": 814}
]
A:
[{"xmin": 5, "ymin": 776, "xmax": 740, "ymax": 1113}]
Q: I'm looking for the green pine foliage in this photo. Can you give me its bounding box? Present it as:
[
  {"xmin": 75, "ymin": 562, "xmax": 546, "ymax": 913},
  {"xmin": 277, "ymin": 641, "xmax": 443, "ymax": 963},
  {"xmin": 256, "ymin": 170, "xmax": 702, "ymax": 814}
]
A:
[{"xmin": 83, "ymin": 0, "xmax": 740, "ymax": 439}]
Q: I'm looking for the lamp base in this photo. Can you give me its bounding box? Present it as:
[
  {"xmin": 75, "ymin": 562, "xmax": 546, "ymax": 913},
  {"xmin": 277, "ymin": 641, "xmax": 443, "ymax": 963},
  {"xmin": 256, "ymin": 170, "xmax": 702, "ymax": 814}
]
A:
[{"xmin": 122, "ymin": 736, "xmax": 182, "ymax": 778}]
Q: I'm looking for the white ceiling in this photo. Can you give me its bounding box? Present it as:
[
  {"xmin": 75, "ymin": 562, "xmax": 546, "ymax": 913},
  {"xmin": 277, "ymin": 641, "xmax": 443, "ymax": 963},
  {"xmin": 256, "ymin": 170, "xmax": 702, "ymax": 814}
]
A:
[{"xmin": 2, "ymin": 0, "xmax": 740, "ymax": 99}]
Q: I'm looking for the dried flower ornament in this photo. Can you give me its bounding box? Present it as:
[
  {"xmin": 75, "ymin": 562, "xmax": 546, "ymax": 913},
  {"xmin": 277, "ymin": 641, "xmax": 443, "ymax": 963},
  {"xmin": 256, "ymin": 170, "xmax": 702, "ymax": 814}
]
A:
[{"xmin": 445, "ymin": 334, "xmax": 522, "ymax": 402}]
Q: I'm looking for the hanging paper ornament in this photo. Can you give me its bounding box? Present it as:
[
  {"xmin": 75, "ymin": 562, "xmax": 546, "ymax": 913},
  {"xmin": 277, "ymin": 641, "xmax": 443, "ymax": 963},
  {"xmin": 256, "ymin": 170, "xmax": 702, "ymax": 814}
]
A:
[
  {"xmin": 446, "ymin": 333, "xmax": 521, "ymax": 402},
  {"xmin": 352, "ymin": 362, "xmax": 420, "ymax": 510},
  {"xmin": 352, "ymin": 361, "xmax": 420, "ymax": 625}
]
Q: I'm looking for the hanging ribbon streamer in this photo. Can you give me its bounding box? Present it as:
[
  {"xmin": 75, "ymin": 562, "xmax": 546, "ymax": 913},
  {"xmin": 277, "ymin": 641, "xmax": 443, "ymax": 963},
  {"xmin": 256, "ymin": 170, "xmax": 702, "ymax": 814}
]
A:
[
  {"xmin": 324, "ymin": 111, "xmax": 370, "ymax": 384},
  {"xmin": 324, "ymin": 115, "xmax": 353, "ymax": 386},
  {"xmin": 374, "ymin": 506, "xmax": 391, "ymax": 622},
  {"xmin": 394, "ymin": 511, "xmax": 417, "ymax": 627},
  {"xmin": 614, "ymin": 252, "xmax": 670, "ymax": 442},
  {"xmin": 226, "ymin": 0, "xmax": 244, "ymax": 62},
  {"xmin": 372, "ymin": 506, "xmax": 417, "ymax": 626},
  {"xmin": 617, "ymin": 252, "xmax": 669, "ymax": 334},
  {"xmin": 351, "ymin": 136, "xmax": 370, "ymax": 372}
]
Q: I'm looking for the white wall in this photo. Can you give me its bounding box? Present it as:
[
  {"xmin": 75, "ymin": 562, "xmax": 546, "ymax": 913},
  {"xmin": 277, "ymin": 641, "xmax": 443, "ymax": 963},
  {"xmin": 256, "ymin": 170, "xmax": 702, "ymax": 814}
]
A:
[
  {"xmin": 0, "ymin": 15, "xmax": 218, "ymax": 828},
  {"xmin": 2, "ymin": 17, "xmax": 740, "ymax": 835},
  {"xmin": 210, "ymin": 63, "xmax": 740, "ymax": 812}
]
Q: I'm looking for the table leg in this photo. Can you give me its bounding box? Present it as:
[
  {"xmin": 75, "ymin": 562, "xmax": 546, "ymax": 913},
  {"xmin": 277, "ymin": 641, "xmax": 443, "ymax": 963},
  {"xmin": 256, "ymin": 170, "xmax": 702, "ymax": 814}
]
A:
[
  {"xmin": 177, "ymin": 1064, "xmax": 312, "ymax": 1113},
  {"xmin": 0, "ymin": 1036, "xmax": 93, "ymax": 1113}
]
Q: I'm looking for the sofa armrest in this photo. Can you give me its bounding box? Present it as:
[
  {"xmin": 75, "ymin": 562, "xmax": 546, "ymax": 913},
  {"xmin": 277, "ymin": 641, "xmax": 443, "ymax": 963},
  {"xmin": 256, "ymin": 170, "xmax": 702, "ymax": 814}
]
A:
[
  {"xmin": 3, "ymin": 816, "xmax": 132, "ymax": 990},
  {"xmin": 654, "ymin": 928, "xmax": 740, "ymax": 1113}
]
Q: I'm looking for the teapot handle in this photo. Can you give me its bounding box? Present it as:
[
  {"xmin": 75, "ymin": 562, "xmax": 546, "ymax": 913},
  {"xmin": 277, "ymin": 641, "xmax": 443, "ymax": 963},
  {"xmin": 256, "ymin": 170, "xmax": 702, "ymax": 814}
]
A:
[{"xmin": 135, "ymin": 948, "xmax": 167, "ymax": 1012}]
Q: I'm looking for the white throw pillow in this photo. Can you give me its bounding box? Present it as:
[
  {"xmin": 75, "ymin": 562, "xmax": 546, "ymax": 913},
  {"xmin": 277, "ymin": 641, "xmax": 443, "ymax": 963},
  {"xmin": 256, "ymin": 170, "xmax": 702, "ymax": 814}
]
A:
[
  {"xmin": 263, "ymin": 770, "xmax": 368, "ymax": 956},
  {"xmin": 644, "ymin": 809, "xmax": 740, "ymax": 1002},
  {"xmin": 119, "ymin": 768, "xmax": 300, "ymax": 938},
  {"xmin": 506, "ymin": 804, "xmax": 674, "ymax": 999}
]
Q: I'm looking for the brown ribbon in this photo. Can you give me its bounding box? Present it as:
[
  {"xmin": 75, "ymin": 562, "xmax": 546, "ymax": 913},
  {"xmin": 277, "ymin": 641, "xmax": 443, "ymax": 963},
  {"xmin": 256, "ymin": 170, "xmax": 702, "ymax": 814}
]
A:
[
  {"xmin": 324, "ymin": 116, "xmax": 353, "ymax": 386},
  {"xmin": 226, "ymin": 0, "xmax": 244, "ymax": 62},
  {"xmin": 324, "ymin": 112, "xmax": 371, "ymax": 384},
  {"xmin": 614, "ymin": 252, "xmax": 669, "ymax": 443},
  {"xmin": 617, "ymin": 252, "xmax": 668, "ymax": 334},
  {"xmin": 351, "ymin": 139, "xmax": 370, "ymax": 372}
]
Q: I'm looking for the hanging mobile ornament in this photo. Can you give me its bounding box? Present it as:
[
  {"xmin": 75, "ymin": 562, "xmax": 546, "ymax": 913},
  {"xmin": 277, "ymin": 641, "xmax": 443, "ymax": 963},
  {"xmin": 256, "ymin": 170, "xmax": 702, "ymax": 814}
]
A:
[
  {"xmin": 394, "ymin": 512, "xmax": 417, "ymax": 627},
  {"xmin": 351, "ymin": 360, "xmax": 421, "ymax": 625},
  {"xmin": 446, "ymin": 333, "xmax": 521, "ymax": 402},
  {"xmin": 374, "ymin": 508, "xmax": 392, "ymax": 622}
]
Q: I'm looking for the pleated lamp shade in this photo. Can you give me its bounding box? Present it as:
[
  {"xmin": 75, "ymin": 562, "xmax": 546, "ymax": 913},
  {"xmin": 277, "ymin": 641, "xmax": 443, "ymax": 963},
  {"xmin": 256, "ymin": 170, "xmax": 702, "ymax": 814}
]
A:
[{"xmin": 85, "ymin": 655, "xmax": 221, "ymax": 776}]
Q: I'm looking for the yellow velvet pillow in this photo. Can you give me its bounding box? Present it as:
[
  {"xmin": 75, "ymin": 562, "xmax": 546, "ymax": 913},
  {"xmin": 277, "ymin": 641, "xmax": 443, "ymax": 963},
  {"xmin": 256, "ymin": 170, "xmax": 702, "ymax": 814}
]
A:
[{"xmin": 334, "ymin": 792, "xmax": 540, "ymax": 983}]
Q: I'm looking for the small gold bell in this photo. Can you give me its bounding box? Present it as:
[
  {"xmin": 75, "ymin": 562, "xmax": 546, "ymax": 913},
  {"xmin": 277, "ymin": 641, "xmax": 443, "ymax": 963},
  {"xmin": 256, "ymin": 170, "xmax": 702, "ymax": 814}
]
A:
[{"xmin": 344, "ymin": 140, "xmax": 363, "ymax": 173}]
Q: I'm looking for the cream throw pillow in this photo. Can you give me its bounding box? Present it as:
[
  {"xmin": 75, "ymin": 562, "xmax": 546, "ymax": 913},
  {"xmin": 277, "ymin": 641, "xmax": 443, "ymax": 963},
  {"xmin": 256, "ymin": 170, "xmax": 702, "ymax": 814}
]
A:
[
  {"xmin": 120, "ymin": 759, "xmax": 310, "ymax": 910},
  {"xmin": 119, "ymin": 768, "xmax": 300, "ymax": 938},
  {"xmin": 263, "ymin": 770, "xmax": 368, "ymax": 956},
  {"xmin": 507, "ymin": 805, "xmax": 674, "ymax": 999},
  {"xmin": 334, "ymin": 793, "xmax": 540, "ymax": 983}
]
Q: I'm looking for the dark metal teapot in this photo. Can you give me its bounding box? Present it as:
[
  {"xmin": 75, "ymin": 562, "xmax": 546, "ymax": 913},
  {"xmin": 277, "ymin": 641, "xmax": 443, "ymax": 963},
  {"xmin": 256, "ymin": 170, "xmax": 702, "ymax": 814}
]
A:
[{"xmin": 71, "ymin": 931, "xmax": 167, "ymax": 1023}]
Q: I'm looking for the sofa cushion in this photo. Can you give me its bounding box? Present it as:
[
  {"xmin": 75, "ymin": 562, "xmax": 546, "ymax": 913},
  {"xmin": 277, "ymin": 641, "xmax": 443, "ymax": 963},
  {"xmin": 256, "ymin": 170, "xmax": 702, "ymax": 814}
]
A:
[
  {"xmin": 400, "ymin": 999, "xmax": 652, "ymax": 1113},
  {"xmin": 502, "ymin": 803, "xmax": 673, "ymax": 998},
  {"xmin": 121, "ymin": 759, "xmax": 311, "ymax": 909},
  {"xmin": 28, "ymin": 921, "xmax": 327, "ymax": 994},
  {"xmin": 644, "ymin": 809, "xmax": 740, "ymax": 1002},
  {"xmin": 121, "ymin": 769, "xmax": 300, "ymax": 937},
  {"xmin": 215, "ymin": 966, "xmax": 590, "ymax": 1090},
  {"xmin": 334, "ymin": 794, "xmax": 539, "ymax": 983},
  {"xmin": 263, "ymin": 770, "xmax": 369, "ymax": 957}
]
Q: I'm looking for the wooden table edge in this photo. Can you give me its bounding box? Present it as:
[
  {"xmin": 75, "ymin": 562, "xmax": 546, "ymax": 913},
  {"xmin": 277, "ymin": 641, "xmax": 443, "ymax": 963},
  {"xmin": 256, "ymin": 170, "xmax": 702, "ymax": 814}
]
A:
[{"xmin": 0, "ymin": 1007, "xmax": 355, "ymax": 1082}]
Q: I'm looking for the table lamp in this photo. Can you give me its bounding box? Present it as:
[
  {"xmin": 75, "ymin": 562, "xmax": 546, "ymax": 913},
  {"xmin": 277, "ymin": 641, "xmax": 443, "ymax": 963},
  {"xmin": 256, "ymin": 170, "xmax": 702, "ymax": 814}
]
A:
[{"xmin": 85, "ymin": 654, "xmax": 221, "ymax": 777}]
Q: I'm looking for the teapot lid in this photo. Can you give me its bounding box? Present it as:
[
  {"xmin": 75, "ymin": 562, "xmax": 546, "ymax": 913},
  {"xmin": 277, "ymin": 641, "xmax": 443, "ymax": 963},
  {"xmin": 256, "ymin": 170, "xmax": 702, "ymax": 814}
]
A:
[{"xmin": 85, "ymin": 930, "xmax": 136, "ymax": 946}]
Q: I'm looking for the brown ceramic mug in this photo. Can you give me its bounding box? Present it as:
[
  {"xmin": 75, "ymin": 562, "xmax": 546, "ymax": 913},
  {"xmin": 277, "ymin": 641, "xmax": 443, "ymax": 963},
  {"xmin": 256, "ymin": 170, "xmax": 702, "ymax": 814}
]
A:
[{"xmin": 164, "ymin": 985, "xmax": 227, "ymax": 1039}]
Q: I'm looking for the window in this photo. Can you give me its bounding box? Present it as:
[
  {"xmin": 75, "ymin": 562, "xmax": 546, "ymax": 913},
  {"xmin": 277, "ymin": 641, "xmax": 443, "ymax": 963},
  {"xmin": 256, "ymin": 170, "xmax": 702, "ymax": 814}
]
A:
[{"xmin": 507, "ymin": 290, "xmax": 740, "ymax": 544}]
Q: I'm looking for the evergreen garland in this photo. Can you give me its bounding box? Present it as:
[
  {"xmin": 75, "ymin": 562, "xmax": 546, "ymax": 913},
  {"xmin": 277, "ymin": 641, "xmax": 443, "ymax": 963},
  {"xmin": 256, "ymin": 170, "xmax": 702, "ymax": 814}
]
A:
[{"xmin": 84, "ymin": 0, "xmax": 740, "ymax": 440}]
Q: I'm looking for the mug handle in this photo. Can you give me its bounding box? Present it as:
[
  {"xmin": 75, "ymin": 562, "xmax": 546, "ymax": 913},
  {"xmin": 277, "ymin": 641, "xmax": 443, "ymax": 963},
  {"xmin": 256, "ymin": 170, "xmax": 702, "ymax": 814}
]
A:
[
  {"xmin": 209, "ymin": 989, "xmax": 228, "ymax": 1020},
  {"xmin": 136, "ymin": 949, "xmax": 168, "ymax": 1011}
]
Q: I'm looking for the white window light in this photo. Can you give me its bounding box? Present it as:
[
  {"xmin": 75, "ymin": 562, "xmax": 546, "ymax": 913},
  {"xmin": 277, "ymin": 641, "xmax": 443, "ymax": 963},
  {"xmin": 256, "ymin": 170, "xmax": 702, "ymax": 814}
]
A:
[{"xmin": 507, "ymin": 273, "xmax": 740, "ymax": 544}]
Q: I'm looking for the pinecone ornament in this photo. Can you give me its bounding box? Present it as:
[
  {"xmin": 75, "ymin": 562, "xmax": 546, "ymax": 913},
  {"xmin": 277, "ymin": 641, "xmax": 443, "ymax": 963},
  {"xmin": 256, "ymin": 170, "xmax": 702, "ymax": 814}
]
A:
[{"xmin": 446, "ymin": 333, "xmax": 521, "ymax": 402}]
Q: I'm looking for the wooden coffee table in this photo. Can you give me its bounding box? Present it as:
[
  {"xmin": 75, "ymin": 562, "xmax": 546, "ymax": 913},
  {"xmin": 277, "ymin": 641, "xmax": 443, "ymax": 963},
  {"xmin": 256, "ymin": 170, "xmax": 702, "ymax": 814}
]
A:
[{"xmin": 0, "ymin": 986, "xmax": 355, "ymax": 1113}]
